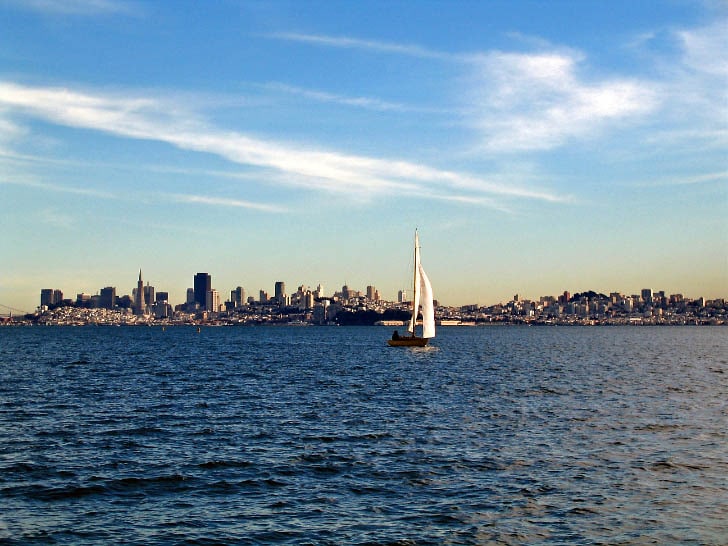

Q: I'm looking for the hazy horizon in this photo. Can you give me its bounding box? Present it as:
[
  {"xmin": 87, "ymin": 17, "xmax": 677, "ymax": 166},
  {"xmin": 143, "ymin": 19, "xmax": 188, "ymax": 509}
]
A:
[{"xmin": 2, "ymin": 1, "xmax": 726, "ymax": 312}]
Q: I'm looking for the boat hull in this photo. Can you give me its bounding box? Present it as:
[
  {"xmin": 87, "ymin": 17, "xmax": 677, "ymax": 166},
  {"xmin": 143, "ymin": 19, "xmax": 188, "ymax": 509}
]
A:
[{"xmin": 387, "ymin": 337, "xmax": 429, "ymax": 347}]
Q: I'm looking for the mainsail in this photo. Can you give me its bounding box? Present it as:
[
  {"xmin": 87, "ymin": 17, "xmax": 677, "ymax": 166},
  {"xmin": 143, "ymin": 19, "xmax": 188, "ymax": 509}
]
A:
[
  {"xmin": 419, "ymin": 263, "xmax": 435, "ymax": 338},
  {"xmin": 407, "ymin": 231, "xmax": 436, "ymax": 338}
]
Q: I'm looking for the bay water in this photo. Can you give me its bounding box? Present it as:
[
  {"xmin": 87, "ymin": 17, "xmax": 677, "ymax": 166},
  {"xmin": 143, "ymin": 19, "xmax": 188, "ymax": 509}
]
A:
[{"xmin": 0, "ymin": 326, "xmax": 726, "ymax": 544}]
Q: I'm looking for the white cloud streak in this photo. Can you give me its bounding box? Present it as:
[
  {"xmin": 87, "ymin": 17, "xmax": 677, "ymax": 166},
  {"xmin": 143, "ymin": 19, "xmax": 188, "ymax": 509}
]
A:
[
  {"xmin": 0, "ymin": 81, "xmax": 568, "ymax": 208},
  {"xmin": 7, "ymin": 0, "xmax": 136, "ymax": 16},
  {"xmin": 635, "ymin": 170, "xmax": 728, "ymax": 188},
  {"xmin": 167, "ymin": 194, "xmax": 288, "ymax": 213},
  {"xmin": 0, "ymin": 173, "xmax": 288, "ymax": 213},
  {"xmin": 264, "ymin": 82, "xmax": 416, "ymax": 113},
  {"xmin": 266, "ymin": 32, "xmax": 460, "ymax": 61}
]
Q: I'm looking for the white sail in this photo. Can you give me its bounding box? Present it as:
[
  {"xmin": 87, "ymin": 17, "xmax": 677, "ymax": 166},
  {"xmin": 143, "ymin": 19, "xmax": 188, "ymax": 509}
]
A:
[{"xmin": 419, "ymin": 263, "xmax": 436, "ymax": 338}]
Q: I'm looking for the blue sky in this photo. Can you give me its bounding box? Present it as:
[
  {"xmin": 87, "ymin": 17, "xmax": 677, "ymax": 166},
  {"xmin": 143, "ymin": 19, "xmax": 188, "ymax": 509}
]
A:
[{"xmin": 1, "ymin": 0, "xmax": 726, "ymax": 312}]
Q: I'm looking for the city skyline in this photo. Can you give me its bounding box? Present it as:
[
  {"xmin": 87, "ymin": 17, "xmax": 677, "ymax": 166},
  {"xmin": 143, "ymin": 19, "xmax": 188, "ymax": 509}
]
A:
[
  {"xmin": 31, "ymin": 267, "xmax": 725, "ymax": 314},
  {"xmin": 1, "ymin": 1, "xmax": 727, "ymax": 313}
]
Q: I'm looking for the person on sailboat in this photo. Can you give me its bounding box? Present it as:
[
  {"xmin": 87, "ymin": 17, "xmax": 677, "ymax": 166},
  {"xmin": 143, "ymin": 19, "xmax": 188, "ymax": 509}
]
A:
[{"xmin": 392, "ymin": 330, "xmax": 400, "ymax": 340}]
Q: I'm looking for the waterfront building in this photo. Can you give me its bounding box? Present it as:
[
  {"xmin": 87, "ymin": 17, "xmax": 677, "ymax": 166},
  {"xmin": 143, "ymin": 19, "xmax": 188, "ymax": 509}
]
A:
[{"xmin": 194, "ymin": 273, "xmax": 211, "ymax": 310}]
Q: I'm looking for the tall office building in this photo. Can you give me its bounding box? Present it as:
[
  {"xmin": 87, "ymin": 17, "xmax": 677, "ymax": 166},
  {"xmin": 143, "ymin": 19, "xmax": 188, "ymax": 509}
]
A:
[
  {"xmin": 274, "ymin": 281, "xmax": 286, "ymax": 306},
  {"xmin": 135, "ymin": 270, "xmax": 146, "ymax": 315},
  {"xmin": 641, "ymin": 288, "xmax": 653, "ymax": 304},
  {"xmin": 194, "ymin": 273, "xmax": 211, "ymax": 310},
  {"xmin": 366, "ymin": 285, "xmax": 376, "ymax": 301},
  {"xmin": 186, "ymin": 288, "xmax": 195, "ymax": 305},
  {"xmin": 232, "ymin": 286, "xmax": 246, "ymax": 308},
  {"xmin": 206, "ymin": 289, "xmax": 220, "ymax": 313},
  {"xmin": 100, "ymin": 287, "xmax": 116, "ymax": 309},
  {"xmin": 143, "ymin": 284, "xmax": 155, "ymax": 308},
  {"xmin": 40, "ymin": 289, "xmax": 60, "ymax": 307}
]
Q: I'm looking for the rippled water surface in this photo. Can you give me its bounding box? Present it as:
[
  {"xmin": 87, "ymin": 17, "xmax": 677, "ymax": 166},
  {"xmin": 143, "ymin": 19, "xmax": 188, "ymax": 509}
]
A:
[{"xmin": 1, "ymin": 326, "xmax": 726, "ymax": 544}]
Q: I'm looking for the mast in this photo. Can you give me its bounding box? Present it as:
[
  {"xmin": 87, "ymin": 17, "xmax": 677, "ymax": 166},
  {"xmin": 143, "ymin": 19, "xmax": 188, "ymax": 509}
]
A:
[
  {"xmin": 409, "ymin": 230, "xmax": 421, "ymax": 336},
  {"xmin": 412, "ymin": 230, "xmax": 417, "ymax": 325}
]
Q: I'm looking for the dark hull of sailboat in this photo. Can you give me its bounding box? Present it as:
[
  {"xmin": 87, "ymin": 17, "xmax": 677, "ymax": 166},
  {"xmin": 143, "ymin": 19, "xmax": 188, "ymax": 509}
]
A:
[{"xmin": 387, "ymin": 336, "xmax": 429, "ymax": 347}]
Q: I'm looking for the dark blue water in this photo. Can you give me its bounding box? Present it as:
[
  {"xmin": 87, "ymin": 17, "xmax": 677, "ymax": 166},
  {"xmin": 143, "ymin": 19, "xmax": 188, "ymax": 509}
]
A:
[{"xmin": 0, "ymin": 326, "xmax": 726, "ymax": 545}]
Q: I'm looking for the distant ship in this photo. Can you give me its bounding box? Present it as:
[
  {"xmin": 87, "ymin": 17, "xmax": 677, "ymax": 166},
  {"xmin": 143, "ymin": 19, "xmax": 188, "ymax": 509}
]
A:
[{"xmin": 388, "ymin": 230, "xmax": 435, "ymax": 347}]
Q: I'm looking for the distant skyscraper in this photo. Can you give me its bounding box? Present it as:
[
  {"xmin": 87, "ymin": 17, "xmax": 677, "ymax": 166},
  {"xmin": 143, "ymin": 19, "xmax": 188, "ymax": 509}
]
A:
[
  {"xmin": 559, "ymin": 291, "xmax": 571, "ymax": 305},
  {"xmin": 40, "ymin": 289, "xmax": 54, "ymax": 307},
  {"xmin": 186, "ymin": 288, "xmax": 195, "ymax": 305},
  {"xmin": 366, "ymin": 285, "xmax": 376, "ymax": 300},
  {"xmin": 156, "ymin": 292, "xmax": 168, "ymax": 303},
  {"xmin": 206, "ymin": 289, "xmax": 220, "ymax": 313},
  {"xmin": 641, "ymin": 288, "xmax": 653, "ymax": 304},
  {"xmin": 232, "ymin": 286, "xmax": 246, "ymax": 308},
  {"xmin": 194, "ymin": 273, "xmax": 211, "ymax": 309},
  {"xmin": 40, "ymin": 288, "xmax": 64, "ymax": 307},
  {"xmin": 274, "ymin": 281, "xmax": 286, "ymax": 306},
  {"xmin": 100, "ymin": 287, "xmax": 116, "ymax": 309},
  {"xmin": 135, "ymin": 270, "xmax": 146, "ymax": 315},
  {"xmin": 143, "ymin": 284, "xmax": 155, "ymax": 308}
]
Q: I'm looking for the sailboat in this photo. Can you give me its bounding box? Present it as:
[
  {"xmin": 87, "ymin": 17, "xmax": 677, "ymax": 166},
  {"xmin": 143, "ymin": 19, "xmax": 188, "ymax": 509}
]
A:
[{"xmin": 388, "ymin": 230, "xmax": 436, "ymax": 347}]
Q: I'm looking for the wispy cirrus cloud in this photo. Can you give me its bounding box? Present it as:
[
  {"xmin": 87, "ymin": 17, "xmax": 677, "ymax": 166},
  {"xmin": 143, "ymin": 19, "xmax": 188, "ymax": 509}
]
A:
[
  {"xmin": 263, "ymin": 82, "xmax": 426, "ymax": 113},
  {"xmin": 633, "ymin": 170, "xmax": 728, "ymax": 188},
  {"xmin": 0, "ymin": 172, "xmax": 287, "ymax": 213},
  {"xmin": 167, "ymin": 194, "xmax": 287, "ymax": 213},
  {"xmin": 269, "ymin": 25, "xmax": 726, "ymax": 156},
  {"xmin": 0, "ymin": 81, "xmax": 569, "ymax": 208},
  {"xmin": 467, "ymin": 51, "xmax": 659, "ymax": 152},
  {"xmin": 37, "ymin": 207, "xmax": 75, "ymax": 228},
  {"xmin": 265, "ymin": 32, "xmax": 461, "ymax": 62},
  {"xmin": 266, "ymin": 31, "xmax": 661, "ymax": 153},
  {"xmin": 5, "ymin": 0, "xmax": 137, "ymax": 16},
  {"xmin": 0, "ymin": 175, "xmax": 118, "ymax": 199}
]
